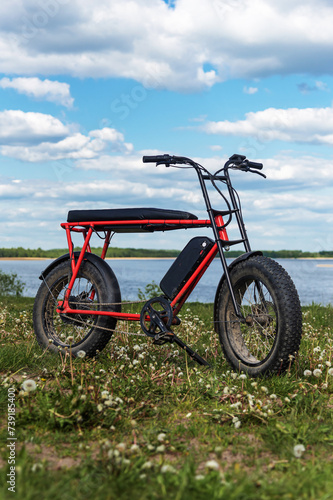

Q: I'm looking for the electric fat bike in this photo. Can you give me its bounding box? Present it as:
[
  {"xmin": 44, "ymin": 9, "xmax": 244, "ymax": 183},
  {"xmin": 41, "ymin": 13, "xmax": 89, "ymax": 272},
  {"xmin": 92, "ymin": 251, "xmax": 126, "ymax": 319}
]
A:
[{"xmin": 33, "ymin": 154, "xmax": 302, "ymax": 376}]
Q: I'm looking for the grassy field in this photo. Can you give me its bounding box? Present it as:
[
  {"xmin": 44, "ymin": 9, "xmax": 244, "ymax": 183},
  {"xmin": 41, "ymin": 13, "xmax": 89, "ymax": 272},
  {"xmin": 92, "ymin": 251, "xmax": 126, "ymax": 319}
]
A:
[{"xmin": 0, "ymin": 296, "xmax": 333, "ymax": 499}]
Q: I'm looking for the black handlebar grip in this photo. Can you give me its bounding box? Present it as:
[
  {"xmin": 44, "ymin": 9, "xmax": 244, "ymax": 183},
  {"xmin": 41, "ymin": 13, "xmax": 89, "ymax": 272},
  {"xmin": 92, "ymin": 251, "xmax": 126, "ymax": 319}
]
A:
[
  {"xmin": 248, "ymin": 161, "xmax": 263, "ymax": 170},
  {"xmin": 142, "ymin": 154, "xmax": 171, "ymax": 163}
]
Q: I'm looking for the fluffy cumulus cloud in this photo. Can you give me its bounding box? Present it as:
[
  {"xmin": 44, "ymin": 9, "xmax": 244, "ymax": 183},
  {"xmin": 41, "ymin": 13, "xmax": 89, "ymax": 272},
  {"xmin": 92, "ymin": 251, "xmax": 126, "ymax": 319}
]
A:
[
  {"xmin": 202, "ymin": 106, "xmax": 333, "ymax": 145},
  {"xmin": 0, "ymin": 109, "xmax": 133, "ymax": 160},
  {"xmin": 0, "ymin": 0, "xmax": 333, "ymax": 91},
  {"xmin": 0, "ymin": 109, "xmax": 69, "ymax": 145},
  {"xmin": 0, "ymin": 77, "xmax": 74, "ymax": 107}
]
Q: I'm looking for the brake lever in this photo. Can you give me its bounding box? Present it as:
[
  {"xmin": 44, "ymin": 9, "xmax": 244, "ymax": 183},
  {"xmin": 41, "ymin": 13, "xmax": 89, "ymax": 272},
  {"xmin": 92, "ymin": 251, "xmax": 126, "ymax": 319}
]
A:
[
  {"xmin": 156, "ymin": 161, "xmax": 170, "ymax": 167},
  {"xmin": 248, "ymin": 168, "xmax": 266, "ymax": 178}
]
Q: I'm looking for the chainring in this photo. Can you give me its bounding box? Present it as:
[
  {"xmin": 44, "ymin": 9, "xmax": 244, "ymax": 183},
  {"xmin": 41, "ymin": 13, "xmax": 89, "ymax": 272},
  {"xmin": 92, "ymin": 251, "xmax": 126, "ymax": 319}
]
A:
[{"xmin": 140, "ymin": 297, "xmax": 173, "ymax": 338}]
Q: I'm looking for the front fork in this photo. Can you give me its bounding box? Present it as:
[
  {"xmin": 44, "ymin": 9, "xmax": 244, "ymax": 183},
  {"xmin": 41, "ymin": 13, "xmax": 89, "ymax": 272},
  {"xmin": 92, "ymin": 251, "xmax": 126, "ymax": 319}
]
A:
[{"xmin": 197, "ymin": 171, "xmax": 246, "ymax": 321}]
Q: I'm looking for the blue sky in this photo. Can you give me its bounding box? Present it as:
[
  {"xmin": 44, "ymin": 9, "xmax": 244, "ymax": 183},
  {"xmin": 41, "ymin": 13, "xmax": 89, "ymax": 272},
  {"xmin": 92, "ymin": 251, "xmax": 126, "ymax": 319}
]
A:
[{"xmin": 0, "ymin": 0, "xmax": 333, "ymax": 252}]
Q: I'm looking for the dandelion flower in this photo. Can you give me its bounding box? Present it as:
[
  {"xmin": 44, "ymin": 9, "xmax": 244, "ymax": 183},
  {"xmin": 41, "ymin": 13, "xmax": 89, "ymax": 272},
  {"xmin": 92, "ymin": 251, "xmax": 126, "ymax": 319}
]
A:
[
  {"xmin": 303, "ymin": 370, "xmax": 312, "ymax": 377},
  {"xmin": 22, "ymin": 379, "xmax": 37, "ymax": 392},
  {"xmin": 313, "ymin": 369, "xmax": 322, "ymax": 378},
  {"xmin": 156, "ymin": 444, "xmax": 165, "ymax": 453},
  {"xmin": 205, "ymin": 459, "xmax": 219, "ymax": 471},
  {"xmin": 239, "ymin": 374, "xmax": 247, "ymax": 380},
  {"xmin": 77, "ymin": 350, "xmax": 86, "ymax": 358},
  {"xmin": 157, "ymin": 433, "xmax": 166, "ymax": 442},
  {"xmin": 328, "ymin": 368, "xmax": 333, "ymax": 376},
  {"xmin": 293, "ymin": 444, "xmax": 305, "ymax": 458},
  {"xmin": 116, "ymin": 443, "xmax": 126, "ymax": 452},
  {"xmin": 142, "ymin": 461, "xmax": 153, "ymax": 470},
  {"xmin": 161, "ymin": 464, "xmax": 176, "ymax": 474},
  {"xmin": 97, "ymin": 404, "xmax": 103, "ymax": 412}
]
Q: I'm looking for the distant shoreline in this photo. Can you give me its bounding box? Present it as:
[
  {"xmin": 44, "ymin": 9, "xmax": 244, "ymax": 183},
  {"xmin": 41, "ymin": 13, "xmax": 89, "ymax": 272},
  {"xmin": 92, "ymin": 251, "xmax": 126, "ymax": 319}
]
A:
[
  {"xmin": 1, "ymin": 256, "xmax": 333, "ymax": 261},
  {"xmin": 0, "ymin": 257, "xmax": 176, "ymax": 261}
]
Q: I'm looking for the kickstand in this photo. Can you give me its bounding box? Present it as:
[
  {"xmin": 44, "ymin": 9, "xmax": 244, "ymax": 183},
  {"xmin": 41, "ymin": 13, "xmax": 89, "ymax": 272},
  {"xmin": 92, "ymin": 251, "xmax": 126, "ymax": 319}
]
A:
[
  {"xmin": 172, "ymin": 333, "xmax": 210, "ymax": 367},
  {"xmin": 154, "ymin": 330, "xmax": 210, "ymax": 367},
  {"xmin": 149, "ymin": 308, "xmax": 210, "ymax": 367}
]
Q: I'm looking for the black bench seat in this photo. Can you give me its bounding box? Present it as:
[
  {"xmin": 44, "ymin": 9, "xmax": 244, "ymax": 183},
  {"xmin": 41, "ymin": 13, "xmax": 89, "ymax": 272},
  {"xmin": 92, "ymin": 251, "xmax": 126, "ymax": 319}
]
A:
[{"xmin": 67, "ymin": 207, "xmax": 199, "ymax": 233}]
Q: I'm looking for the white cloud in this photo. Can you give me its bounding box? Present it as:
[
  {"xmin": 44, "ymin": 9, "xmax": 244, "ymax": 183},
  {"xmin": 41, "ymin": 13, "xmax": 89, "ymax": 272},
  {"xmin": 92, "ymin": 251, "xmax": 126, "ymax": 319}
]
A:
[
  {"xmin": 0, "ymin": 0, "xmax": 333, "ymax": 90},
  {"xmin": 0, "ymin": 77, "xmax": 74, "ymax": 107},
  {"xmin": 243, "ymin": 86, "xmax": 258, "ymax": 95},
  {"xmin": 1, "ymin": 127, "xmax": 133, "ymax": 162},
  {"xmin": 0, "ymin": 110, "xmax": 68, "ymax": 145},
  {"xmin": 202, "ymin": 106, "xmax": 333, "ymax": 145}
]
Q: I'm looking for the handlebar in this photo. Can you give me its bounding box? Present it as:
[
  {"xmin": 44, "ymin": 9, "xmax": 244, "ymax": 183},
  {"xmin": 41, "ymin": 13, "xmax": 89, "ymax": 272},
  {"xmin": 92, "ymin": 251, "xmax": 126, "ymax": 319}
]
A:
[
  {"xmin": 142, "ymin": 153, "xmax": 265, "ymax": 178},
  {"xmin": 142, "ymin": 154, "xmax": 172, "ymax": 163}
]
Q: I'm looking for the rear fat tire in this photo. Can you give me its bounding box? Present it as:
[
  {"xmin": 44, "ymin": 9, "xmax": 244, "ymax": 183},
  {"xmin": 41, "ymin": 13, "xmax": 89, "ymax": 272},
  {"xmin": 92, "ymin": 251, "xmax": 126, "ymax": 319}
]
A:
[
  {"xmin": 33, "ymin": 259, "xmax": 121, "ymax": 358},
  {"xmin": 215, "ymin": 256, "xmax": 302, "ymax": 376}
]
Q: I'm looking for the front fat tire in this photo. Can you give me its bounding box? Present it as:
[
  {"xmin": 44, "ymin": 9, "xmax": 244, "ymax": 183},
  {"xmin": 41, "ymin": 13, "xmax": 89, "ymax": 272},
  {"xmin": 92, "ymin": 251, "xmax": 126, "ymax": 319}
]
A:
[
  {"xmin": 33, "ymin": 259, "xmax": 121, "ymax": 358},
  {"xmin": 216, "ymin": 255, "xmax": 302, "ymax": 376}
]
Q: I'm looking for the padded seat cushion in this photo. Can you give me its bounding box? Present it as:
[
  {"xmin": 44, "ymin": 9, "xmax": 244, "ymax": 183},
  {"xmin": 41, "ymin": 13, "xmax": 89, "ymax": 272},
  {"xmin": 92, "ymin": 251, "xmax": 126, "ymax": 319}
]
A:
[{"xmin": 67, "ymin": 207, "xmax": 198, "ymax": 223}]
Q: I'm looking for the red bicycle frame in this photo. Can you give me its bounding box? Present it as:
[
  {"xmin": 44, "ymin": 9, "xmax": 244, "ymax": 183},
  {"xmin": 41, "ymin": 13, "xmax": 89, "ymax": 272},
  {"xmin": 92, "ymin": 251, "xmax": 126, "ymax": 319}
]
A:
[{"xmin": 57, "ymin": 213, "xmax": 230, "ymax": 322}]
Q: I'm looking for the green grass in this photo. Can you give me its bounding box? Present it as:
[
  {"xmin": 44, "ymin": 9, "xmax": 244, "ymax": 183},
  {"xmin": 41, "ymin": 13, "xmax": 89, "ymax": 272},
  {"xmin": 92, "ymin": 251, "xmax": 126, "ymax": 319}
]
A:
[{"xmin": 1, "ymin": 297, "xmax": 333, "ymax": 499}]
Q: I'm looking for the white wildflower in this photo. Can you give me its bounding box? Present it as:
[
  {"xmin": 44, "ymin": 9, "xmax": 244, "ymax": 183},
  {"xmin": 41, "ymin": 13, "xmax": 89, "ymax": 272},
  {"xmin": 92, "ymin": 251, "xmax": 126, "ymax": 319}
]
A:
[
  {"xmin": 293, "ymin": 444, "xmax": 305, "ymax": 458},
  {"xmin": 303, "ymin": 370, "xmax": 312, "ymax": 377},
  {"xmin": 157, "ymin": 433, "xmax": 166, "ymax": 442},
  {"xmin": 328, "ymin": 368, "xmax": 333, "ymax": 376},
  {"xmin": 22, "ymin": 379, "xmax": 37, "ymax": 393},
  {"xmin": 161, "ymin": 464, "xmax": 176, "ymax": 474},
  {"xmin": 205, "ymin": 459, "xmax": 219, "ymax": 471},
  {"xmin": 313, "ymin": 369, "xmax": 322, "ymax": 378},
  {"xmin": 76, "ymin": 350, "xmax": 86, "ymax": 358},
  {"xmin": 116, "ymin": 443, "xmax": 126, "ymax": 452}
]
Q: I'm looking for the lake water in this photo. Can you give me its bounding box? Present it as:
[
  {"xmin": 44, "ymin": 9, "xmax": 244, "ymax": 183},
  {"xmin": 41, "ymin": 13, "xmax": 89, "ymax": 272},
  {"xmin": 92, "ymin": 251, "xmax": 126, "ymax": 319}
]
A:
[{"xmin": 0, "ymin": 257, "xmax": 332, "ymax": 306}]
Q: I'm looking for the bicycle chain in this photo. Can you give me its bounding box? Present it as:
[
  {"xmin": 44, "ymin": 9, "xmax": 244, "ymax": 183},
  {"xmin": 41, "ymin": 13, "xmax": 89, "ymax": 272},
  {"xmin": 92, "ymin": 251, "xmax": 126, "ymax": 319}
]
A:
[
  {"xmin": 60, "ymin": 299, "xmax": 148, "ymax": 337},
  {"xmin": 60, "ymin": 312, "xmax": 147, "ymax": 336}
]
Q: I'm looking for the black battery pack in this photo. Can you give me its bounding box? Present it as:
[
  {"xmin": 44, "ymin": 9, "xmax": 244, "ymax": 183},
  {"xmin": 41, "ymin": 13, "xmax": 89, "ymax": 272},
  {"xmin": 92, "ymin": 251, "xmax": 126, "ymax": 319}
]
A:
[{"xmin": 160, "ymin": 236, "xmax": 215, "ymax": 300}]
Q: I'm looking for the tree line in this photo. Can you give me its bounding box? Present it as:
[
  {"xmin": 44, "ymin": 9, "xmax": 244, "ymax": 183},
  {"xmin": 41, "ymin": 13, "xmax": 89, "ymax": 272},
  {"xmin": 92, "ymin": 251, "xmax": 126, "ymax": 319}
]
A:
[
  {"xmin": 0, "ymin": 247, "xmax": 332, "ymax": 259},
  {"xmin": 0, "ymin": 246, "xmax": 180, "ymax": 259}
]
